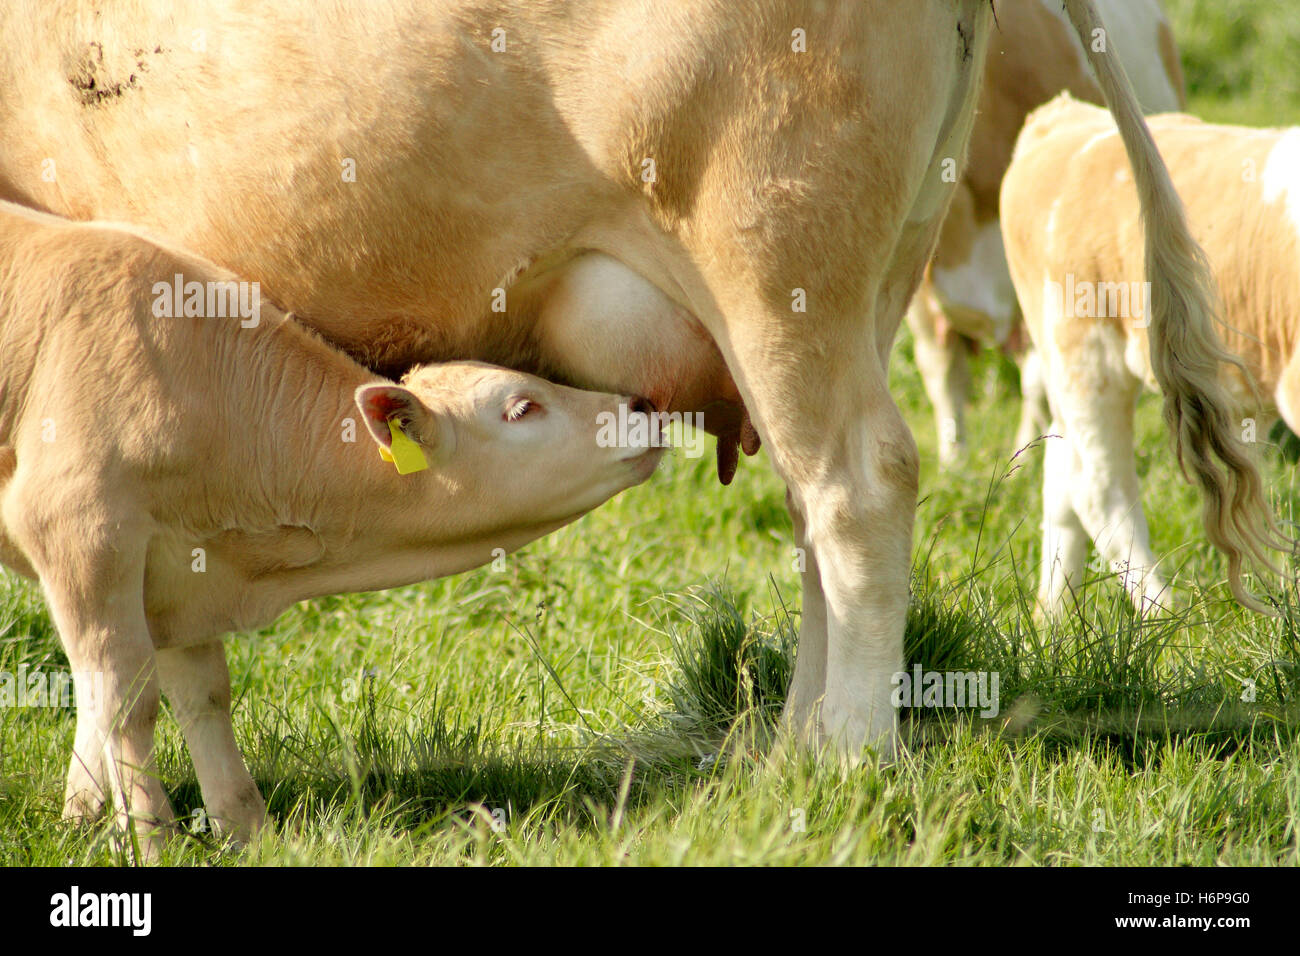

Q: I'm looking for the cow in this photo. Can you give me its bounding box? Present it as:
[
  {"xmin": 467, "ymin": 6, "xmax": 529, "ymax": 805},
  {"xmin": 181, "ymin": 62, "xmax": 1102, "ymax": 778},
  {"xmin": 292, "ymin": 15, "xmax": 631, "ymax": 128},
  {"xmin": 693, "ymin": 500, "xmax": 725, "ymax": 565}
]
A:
[
  {"xmin": 0, "ymin": 0, "xmax": 1277, "ymax": 764},
  {"xmin": 0, "ymin": 200, "xmax": 664, "ymax": 844},
  {"xmin": 907, "ymin": 0, "xmax": 1186, "ymax": 466},
  {"xmin": 1000, "ymin": 94, "xmax": 1294, "ymax": 615}
]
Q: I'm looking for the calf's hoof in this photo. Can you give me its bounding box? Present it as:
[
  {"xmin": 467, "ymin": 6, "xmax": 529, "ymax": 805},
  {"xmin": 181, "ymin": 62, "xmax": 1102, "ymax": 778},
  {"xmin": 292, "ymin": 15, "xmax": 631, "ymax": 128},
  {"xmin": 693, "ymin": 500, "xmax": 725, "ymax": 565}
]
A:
[{"xmin": 62, "ymin": 787, "xmax": 107, "ymax": 824}]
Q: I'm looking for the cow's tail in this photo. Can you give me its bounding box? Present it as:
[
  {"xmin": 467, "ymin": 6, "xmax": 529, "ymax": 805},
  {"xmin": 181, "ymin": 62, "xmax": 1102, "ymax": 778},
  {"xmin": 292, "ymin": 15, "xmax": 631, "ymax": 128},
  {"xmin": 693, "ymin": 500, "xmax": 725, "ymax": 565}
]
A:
[{"xmin": 1062, "ymin": 0, "xmax": 1288, "ymax": 612}]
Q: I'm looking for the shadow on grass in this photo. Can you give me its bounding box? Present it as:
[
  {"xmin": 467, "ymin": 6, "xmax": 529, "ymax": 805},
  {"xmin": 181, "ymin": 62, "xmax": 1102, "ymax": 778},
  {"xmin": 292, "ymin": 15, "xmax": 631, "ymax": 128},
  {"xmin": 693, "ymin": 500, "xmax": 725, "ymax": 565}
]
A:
[
  {"xmin": 149, "ymin": 554, "xmax": 1300, "ymax": 846},
  {"xmin": 161, "ymin": 687, "xmax": 703, "ymax": 847}
]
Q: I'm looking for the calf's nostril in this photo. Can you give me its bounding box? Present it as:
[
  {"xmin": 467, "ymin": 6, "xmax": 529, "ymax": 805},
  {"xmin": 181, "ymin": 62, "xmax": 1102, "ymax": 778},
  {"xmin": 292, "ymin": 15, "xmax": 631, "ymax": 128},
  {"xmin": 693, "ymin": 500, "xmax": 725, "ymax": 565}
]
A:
[{"xmin": 629, "ymin": 395, "xmax": 656, "ymax": 415}]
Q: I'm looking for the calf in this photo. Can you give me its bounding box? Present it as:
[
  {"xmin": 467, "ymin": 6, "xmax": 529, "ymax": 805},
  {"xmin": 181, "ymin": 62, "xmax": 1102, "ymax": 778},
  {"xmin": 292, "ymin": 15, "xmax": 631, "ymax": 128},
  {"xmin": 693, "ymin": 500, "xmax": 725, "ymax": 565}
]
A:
[
  {"xmin": 1001, "ymin": 95, "xmax": 1293, "ymax": 614},
  {"xmin": 0, "ymin": 201, "xmax": 662, "ymax": 843}
]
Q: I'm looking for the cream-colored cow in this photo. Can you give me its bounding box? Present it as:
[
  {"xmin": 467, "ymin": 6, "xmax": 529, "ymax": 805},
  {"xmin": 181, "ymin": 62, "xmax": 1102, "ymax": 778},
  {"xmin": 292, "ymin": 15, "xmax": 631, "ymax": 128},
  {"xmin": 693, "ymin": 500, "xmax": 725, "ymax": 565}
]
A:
[
  {"xmin": 0, "ymin": 0, "xmax": 1276, "ymax": 757},
  {"xmin": 1001, "ymin": 95, "xmax": 1294, "ymax": 614},
  {"xmin": 909, "ymin": 0, "xmax": 1186, "ymax": 465},
  {"xmin": 0, "ymin": 200, "xmax": 663, "ymax": 844}
]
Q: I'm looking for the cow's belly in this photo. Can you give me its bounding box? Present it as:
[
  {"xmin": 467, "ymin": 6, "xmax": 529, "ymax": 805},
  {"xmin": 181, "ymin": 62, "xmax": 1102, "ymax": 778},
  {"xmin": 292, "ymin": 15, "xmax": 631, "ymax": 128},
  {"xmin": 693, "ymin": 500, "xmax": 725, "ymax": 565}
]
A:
[{"xmin": 930, "ymin": 220, "xmax": 1019, "ymax": 344}]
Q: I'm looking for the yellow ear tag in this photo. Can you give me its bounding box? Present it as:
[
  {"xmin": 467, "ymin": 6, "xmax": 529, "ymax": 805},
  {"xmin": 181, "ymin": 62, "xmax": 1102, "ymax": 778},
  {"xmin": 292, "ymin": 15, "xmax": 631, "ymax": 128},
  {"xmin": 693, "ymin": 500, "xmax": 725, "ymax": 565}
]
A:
[{"xmin": 379, "ymin": 418, "xmax": 429, "ymax": 475}]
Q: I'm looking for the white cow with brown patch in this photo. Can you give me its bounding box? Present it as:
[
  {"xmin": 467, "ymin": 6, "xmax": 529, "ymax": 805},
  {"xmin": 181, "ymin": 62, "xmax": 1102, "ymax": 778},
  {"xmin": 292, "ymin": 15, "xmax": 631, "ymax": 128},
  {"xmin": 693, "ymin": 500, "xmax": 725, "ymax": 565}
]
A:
[
  {"xmin": 908, "ymin": 0, "xmax": 1186, "ymax": 465},
  {"xmin": 0, "ymin": 0, "xmax": 1276, "ymax": 762},
  {"xmin": 1001, "ymin": 95, "xmax": 1294, "ymax": 614},
  {"xmin": 0, "ymin": 200, "xmax": 663, "ymax": 844}
]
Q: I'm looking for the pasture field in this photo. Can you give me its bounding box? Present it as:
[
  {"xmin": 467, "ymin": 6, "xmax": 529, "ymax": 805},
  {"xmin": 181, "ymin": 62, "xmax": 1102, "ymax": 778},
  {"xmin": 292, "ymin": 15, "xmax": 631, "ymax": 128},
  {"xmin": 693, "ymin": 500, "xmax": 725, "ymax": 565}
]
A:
[{"xmin": 2, "ymin": 1, "xmax": 1300, "ymax": 867}]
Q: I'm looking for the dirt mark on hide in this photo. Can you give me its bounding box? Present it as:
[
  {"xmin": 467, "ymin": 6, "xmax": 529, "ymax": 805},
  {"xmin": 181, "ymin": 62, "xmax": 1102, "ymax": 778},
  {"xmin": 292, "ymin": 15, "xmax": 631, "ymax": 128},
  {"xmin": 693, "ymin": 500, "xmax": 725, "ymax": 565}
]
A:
[{"xmin": 67, "ymin": 41, "xmax": 165, "ymax": 106}]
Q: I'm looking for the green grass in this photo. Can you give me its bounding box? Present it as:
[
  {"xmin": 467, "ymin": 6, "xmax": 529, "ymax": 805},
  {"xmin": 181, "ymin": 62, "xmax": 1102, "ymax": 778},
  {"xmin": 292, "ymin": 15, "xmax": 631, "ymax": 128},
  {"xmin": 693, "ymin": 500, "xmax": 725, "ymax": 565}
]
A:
[
  {"xmin": 4, "ymin": 338, "xmax": 1299, "ymax": 865},
  {"xmin": 3, "ymin": 6, "xmax": 1300, "ymax": 866},
  {"xmin": 1165, "ymin": 0, "xmax": 1300, "ymax": 126}
]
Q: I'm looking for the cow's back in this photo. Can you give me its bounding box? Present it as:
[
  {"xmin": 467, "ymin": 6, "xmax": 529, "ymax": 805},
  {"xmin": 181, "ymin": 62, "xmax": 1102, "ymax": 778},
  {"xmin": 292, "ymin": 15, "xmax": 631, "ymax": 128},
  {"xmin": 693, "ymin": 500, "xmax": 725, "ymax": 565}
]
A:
[
  {"xmin": 1003, "ymin": 99, "xmax": 1300, "ymax": 403},
  {"xmin": 0, "ymin": 1, "xmax": 755, "ymax": 371}
]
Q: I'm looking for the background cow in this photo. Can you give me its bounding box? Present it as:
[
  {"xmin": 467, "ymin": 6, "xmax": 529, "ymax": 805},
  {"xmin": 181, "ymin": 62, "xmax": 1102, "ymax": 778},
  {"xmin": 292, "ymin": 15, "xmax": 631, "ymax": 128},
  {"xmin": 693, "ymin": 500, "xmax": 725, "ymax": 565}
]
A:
[
  {"xmin": 1001, "ymin": 95, "xmax": 1294, "ymax": 614},
  {"xmin": 908, "ymin": 0, "xmax": 1186, "ymax": 466}
]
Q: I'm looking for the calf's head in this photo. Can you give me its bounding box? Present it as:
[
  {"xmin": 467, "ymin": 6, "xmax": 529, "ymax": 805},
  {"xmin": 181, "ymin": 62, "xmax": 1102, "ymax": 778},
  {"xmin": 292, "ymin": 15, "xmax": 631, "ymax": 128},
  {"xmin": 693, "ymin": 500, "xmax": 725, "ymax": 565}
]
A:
[{"xmin": 355, "ymin": 362, "xmax": 662, "ymax": 542}]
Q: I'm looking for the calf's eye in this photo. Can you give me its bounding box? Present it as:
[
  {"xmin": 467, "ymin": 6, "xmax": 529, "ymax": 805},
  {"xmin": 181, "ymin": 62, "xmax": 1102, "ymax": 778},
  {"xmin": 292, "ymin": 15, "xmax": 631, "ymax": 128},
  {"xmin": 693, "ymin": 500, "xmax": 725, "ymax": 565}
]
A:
[{"xmin": 506, "ymin": 398, "xmax": 535, "ymax": 421}]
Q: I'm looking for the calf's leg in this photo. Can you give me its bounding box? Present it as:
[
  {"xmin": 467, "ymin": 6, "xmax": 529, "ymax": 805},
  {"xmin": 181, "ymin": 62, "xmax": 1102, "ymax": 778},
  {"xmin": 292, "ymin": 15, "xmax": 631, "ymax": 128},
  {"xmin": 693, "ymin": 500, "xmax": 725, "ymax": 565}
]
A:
[
  {"xmin": 64, "ymin": 691, "xmax": 109, "ymax": 821},
  {"xmin": 1037, "ymin": 425, "xmax": 1090, "ymax": 612},
  {"xmin": 1014, "ymin": 347, "xmax": 1052, "ymax": 453},
  {"xmin": 5, "ymin": 493, "xmax": 173, "ymax": 845},
  {"xmin": 46, "ymin": 564, "xmax": 171, "ymax": 842},
  {"xmin": 156, "ymin": 641, "xmax": 267, "ymax": 842},
  {"xmin": 1051, "ymin": 359, "xmax": 1167, "ymax": 613}
]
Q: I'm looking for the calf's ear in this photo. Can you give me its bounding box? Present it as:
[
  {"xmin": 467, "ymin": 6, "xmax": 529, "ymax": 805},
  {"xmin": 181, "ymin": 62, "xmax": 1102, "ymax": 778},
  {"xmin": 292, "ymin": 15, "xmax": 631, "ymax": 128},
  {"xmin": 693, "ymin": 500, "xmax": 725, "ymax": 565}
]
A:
[{"xmin": 354, "ymin": 384, "xmax": 439, "ymax": 453}]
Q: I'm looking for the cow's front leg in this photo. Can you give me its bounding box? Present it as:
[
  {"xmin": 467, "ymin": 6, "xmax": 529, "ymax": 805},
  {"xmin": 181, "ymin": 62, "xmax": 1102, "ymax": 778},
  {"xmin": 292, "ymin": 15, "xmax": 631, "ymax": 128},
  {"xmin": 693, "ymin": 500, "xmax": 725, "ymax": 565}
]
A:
[
  {"xmin": 723, "ymin": 315, "xmax": 916, "ymax": 758},
  {"xmin": 156, "ymin": 641, "xmax": 267, "ymax": 842}
]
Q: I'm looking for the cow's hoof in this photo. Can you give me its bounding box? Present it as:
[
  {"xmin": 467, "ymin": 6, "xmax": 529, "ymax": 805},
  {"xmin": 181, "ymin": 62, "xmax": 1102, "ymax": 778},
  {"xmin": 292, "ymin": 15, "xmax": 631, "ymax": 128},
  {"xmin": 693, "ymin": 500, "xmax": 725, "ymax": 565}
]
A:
[
  {"xmin": 818, "ymin": 701, "xmax": 899, "ymax": 765},
  {"xmin": 207, "ymin": 783, "xmax": 269, "ymax": 847}
]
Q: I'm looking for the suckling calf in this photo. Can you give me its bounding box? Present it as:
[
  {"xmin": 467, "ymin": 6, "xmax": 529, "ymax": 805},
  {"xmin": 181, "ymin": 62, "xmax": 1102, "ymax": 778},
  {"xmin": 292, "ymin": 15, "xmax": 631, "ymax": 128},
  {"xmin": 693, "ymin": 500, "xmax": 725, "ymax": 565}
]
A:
[{"xmin": 0, "ymin": 201, "xmax": 662, "ymax": 844}]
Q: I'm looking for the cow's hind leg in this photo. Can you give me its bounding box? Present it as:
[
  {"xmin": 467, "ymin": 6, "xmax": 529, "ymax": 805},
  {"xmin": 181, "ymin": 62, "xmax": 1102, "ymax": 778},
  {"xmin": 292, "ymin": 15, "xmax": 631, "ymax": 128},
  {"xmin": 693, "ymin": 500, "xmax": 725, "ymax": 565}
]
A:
[
  {"xmin": 907, "ymin": 285, "xmax": 969, "ymax": 466},
  {"xmin": 783, "ymin": 488, "xmax": 828, "ymax": 739},
  {"xmin": 809, "ymin": 382, "xmax": 918, "ymax": 755},
  {"xmin": 670, "ymin": 0, "xmax": 989, "ymax": 754},
  {"xmin": 156, "ymin": 641, "xmax": 267, "ymax": 842}
]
